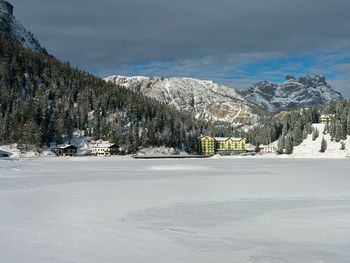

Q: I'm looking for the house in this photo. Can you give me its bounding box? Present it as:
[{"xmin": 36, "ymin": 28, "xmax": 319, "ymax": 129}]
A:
[
  {"xmin": 198, "ymin": 136, "xmax": 246, "ymax": 156},
  {"xmin": 91, "ymin": 143, "xmax": 119, "ymax": 157},
  {"xmin": 52, "ymin": 145, "xmax": 77, "ymax": 156},
  {"xmin": 259, "ymin": 144, "xmax": 277, "ymax": 154},
  {"xmin": 320, "ymin": 114, "xmax": 335, "ymax": 124}
]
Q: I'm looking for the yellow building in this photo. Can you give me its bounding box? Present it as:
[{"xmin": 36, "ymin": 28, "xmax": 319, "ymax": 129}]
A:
[
  {"xmin": 198, "ymin": 135, "xmax": 216, "ymax": 156},
  {"xmin": 198, "ymin": 136, "xmax": 246, "ymax": 156}
]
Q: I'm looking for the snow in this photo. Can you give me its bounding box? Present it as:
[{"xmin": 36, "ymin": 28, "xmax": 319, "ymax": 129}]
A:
[
  {"xmin": 241, "ymin": 76, "xmax": 343, "ymax": 112},
  {"xmin": 292, "ymin": 124, "xmax": 350, "ymax": 158},
  {"xmin": 136, "ymin": 146, "xmax": 188, "ymax": 156},
  {"xmin": 0, "ymin": 144, "xmax": 55, "ymax": 158},
  {"xmin": 1, "ymin": 157, "xmax": 350, "ymax": 262},
  {"xmin": 0, "ymin": 131, "xmax": 90, "ymax": 157},
  {"xmin": 105, "ymin": 76, "xmax": 260, "ymax": 128},
  {"xmin": 250, "ymin": 124, "xmax": 350, "ymax": 159}
]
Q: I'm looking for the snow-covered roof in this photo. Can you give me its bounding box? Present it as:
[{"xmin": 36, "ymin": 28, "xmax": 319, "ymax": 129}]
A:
[
  {"xmin": 260, "ymin": 144, "xmax": 277, "ymax": 148},
  {"xmin": 56, "ymin": 144, "xmax": 77, "ymax": 149},
  {"xmin": 214, "ymin": 137, "xmax": 244, "ymax": 142},
  {"xmin": 92, "ymin": 143, "xmax": 118, "ymax": 148}
]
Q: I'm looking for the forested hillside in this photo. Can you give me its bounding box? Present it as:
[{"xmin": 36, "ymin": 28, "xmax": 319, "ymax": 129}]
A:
[
  {"xmin": 323, "ymin": 100, "xmax": 350, "ymax": 141},
  {"xmin": 245, "ymin": 100, "xmax": 350, "ymax": 154},
  {"xmin": 0, "ymin": 38, "xmax": 231, "ymax": 153},
  {"xmin": 245, "ymin": 108, "xmax": 320, "ymax": 153}
]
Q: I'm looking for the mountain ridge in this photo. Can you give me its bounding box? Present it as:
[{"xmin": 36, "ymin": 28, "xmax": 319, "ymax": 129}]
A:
[
  {"xmin": 238, "ymin": 75, "xmax": 343, "ymax": 112},
  {"xmin": 105, "ymin": 75, "xmax": 265, "ymax": 128}
]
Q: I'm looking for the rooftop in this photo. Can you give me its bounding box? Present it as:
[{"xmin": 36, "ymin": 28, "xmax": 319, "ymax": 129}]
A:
[{"xmin": 214, "ymin": 137, "xmax": 244, "ymax": 142}]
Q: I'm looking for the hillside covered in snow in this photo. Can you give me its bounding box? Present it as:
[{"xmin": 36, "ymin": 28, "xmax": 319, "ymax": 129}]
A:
[
  {"xmin": 0, "ymin": 0, "xmax": 45, "ymax": 53},
  {"xmin": 292, "ymin": 124, "xmax": 350, "ymax": 158},
  {"xmin": 239, "ymin": 75, "xmax": 343, "ymax": 112},
  {"xmin": 105, "ymin": 76, "xmax": 265, "ymax": 128}
]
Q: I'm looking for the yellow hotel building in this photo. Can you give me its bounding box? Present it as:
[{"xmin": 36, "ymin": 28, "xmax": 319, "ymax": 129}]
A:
[{"xmin": 198, "ymin": 136, "xmax": 246, "ymax": 156}]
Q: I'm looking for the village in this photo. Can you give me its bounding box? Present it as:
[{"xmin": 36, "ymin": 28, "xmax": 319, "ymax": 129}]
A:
[
  {"xmin": 0, "ymin": 113, "xmax": 346, "ymax": 159},
  {"xmin": 39, "ymin": 114, "xmax": 340, "ymax": 158}
]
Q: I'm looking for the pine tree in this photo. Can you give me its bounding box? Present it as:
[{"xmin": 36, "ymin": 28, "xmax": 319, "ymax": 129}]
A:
[
  {"xmin": 285, "ymin": 133, "xmax": 294, "ymax": 154},
  {"xmin": 340, "ymin": 141, "xmax": 346, "ymax": 150},
  {"xmin": 292, "ymin": 119, "xmax": 303, "ymax": 146},
  {"xmin": 334, "ymin": 120, "xmax": 342, "ymax": 142},
  {"xmin": 347, "ymin": 111, "xmax": 350, "ymax": 135},
  {"xmin": 320, "ymin": 137, "xmax": 327, "ymax": 153},
  {"xmin": 277, "ymin": 134, "xmax": 284, "ymax": 154},
  {"xmin": 312, "ymin": 128, "xmax": 319, "ymax": 141}
]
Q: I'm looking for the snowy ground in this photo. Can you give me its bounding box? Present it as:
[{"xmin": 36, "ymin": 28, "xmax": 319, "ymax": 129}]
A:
[
  {"xmin": 1, "ymin": 157, "xmax": 350, "ymax": 263},
  {"xmin": 292, "ymin": 124, "xmax": 350, "ymax": 158}
]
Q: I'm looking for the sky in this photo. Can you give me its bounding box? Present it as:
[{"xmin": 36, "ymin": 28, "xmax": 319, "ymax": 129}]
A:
[{"xmin": 10, "ymin": 0, "xmax": 350, "ymax": 97}]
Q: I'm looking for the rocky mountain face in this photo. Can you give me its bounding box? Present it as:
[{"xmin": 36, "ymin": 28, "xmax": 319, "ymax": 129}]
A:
[
  {"xmin": 105, "ymin": 76, "xmax": 264, "ymax": 128},
  {"xmin": 238, "ymin": 75, "xmax": 343, "ymax": 112},
  {"xmin": 0, "ymin": 0, "xmax": 45, "ymax": 53}
]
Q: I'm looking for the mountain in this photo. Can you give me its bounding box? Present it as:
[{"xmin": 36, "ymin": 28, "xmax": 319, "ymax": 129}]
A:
[
  {"xmin": 238, "ymin": 75, "xmax": 343, "ymax": 112},
  {"xmin": 1, "ymin": 37, "xmax": 226, "ymax": 152},
  {"xmin": 0, "ymin": 0, "xmax": 45, "ymax": 53},
  {"xmin": 105, "ymin": 76, "xmax": 265, "ymax": 128}
]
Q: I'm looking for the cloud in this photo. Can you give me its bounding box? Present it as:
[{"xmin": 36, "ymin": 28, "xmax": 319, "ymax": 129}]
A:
[{"xmin": 8, "ymin": 0, "xmax": 350, "ymax": 97}]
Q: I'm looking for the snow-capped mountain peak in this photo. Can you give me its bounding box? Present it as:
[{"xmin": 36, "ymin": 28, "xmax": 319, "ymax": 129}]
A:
[{"xmin": 239, "ymin": 75, "xmax": 343, "ymax": 112}]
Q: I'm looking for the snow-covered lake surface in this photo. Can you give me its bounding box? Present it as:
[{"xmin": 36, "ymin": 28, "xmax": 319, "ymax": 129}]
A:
[{"xmin": 1, "ymin": 157, "xmax": 350, "ymax": 263}]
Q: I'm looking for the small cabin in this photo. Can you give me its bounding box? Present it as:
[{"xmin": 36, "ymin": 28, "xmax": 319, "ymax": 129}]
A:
[
  {"xmin": 52, "ymin": 145, "xmax": 77, "ymax": 157},
  {"xmin": 91, "ymin": 143, "xmax": 119, "ymax": 157}
]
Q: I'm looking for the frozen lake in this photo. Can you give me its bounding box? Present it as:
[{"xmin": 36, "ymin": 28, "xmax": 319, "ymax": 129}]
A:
[{"xmin": 1, "ymin": 157, "xmax": 350, "ymax": 263}]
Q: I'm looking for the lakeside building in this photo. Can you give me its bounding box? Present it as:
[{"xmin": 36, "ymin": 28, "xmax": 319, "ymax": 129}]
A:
[
  {"xmin": 91, "ymin": 143, "xmax": 119, "ymax": 156},
  {"xmin": 198, "ymin": 136, "xmax": 246, "ymax": 156}
]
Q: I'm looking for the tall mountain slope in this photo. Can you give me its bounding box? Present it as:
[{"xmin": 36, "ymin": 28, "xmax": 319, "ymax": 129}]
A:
[
  {"xmin": 0, "ymin": 38, "xmax": 230, "ymax": 152},
  {"xmin": 239, "ymin": 75, "xmax": 343, "ymax": 112},
  {"xmin": 0, "ymin": 0, "xmax": 45, "ymax": 53},
  {"xmin": 105, "ymin": 76, "xmax": 264, "ymax": 127}
]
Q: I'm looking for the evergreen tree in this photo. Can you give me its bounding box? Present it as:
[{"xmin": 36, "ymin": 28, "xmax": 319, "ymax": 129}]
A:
[
  {"xmin": 334, "ymin": 120, "xmax": 342, "ymax": 142},
  {"xmin": 292, "ymin": 119, "xmax": 303, "ymax": 146},
  {"xmin": 347, "ymin": 111, "xmax": 350, "ymax": 135},
  {"xmin": 277, "ymin": 134, "xmax": 284, "ymax": 154},
  {"xmin": 340, "ymin": 141, "xmax": 346, "ymax": 150},
  {"xmin": 320, "ymin": 137, "xmax": 327, "ymax": 153},
  {"xmin": 312, "ymin": 128, "xmax": 319, "ymax": 141},
  {"xmin": 285, "ymin": 133, "xmax": 294, "ymax": 154}
]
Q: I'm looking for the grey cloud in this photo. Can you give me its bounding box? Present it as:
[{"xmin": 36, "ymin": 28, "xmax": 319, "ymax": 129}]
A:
[{"xmin": 9, "ymin": 0, "xmax": 350, "ymax": 77}]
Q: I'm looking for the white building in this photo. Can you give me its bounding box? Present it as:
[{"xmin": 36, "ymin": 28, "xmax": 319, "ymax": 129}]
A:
[
  {"xmin": 320, "ymin": 114, "xmax": 335, "ymax": 124},
  {"xmin": 259, "ymin": 144, "xmax": 277, "ymax": 154},
  {"xmin": 91, "ymin": 143, "xmax": 119, "ymax": 157}
]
